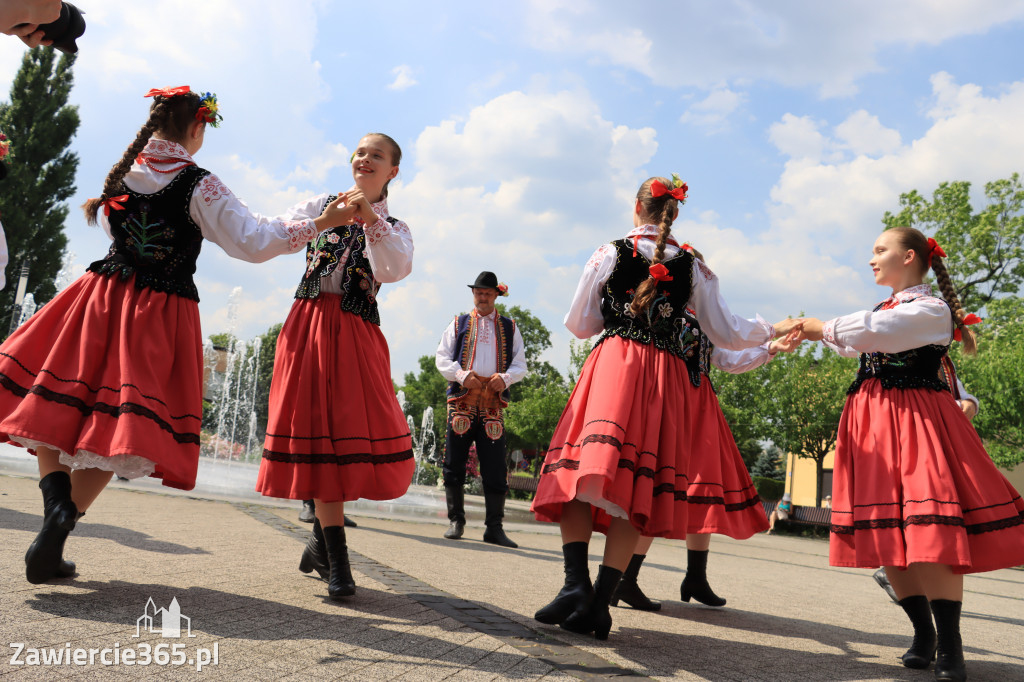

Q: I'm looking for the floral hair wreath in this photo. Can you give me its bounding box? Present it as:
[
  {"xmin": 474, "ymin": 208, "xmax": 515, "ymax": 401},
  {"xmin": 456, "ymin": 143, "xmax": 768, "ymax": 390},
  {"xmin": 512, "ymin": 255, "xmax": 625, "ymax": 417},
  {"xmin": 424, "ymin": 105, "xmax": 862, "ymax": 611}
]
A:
[
  {"xmin": 143, "ymin": 86, "xmax": 223, "ymax": 128},
  {"xmin": 497, "ymin": 282, "xmax": 509, "ymax": 296},
  {"xmin": 0, "ymin": 133, "xmax": 10, "ymax": 162}
]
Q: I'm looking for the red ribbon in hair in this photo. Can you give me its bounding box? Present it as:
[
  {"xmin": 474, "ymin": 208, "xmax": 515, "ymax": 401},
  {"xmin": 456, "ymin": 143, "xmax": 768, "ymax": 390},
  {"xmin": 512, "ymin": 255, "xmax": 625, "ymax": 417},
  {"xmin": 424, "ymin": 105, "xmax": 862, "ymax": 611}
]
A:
[
  {"xmin": 953, "ymin": 313, "xmax": 981, "ymax": 341},
  {"xmin": 649, "ymin": 263, "xmax": 673, "ymax": 282},
  {"xmin": 100, "ymin": 195, "xmax": 129, "ymax": 216},
  {"xmin": 650, "ymin": 180, "xmax": 688, "ymax": 201},
  {"xmin": 927, "ymin": 237, "xmax": 946, "ymax": 259},
  {"xmin": 144, "ymin": 85, "xmax": 191, "ymax": 98}
]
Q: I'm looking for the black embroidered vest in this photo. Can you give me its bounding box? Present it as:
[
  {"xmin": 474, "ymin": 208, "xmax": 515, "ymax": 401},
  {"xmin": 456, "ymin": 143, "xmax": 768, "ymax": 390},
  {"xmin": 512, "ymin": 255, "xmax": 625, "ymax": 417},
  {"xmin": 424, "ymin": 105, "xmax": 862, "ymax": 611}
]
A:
[
  {"xmin": 679, "ymin": 307, "xmax": 715, "ymax": 388},
  {"xmin": 294, "ymin": 194, "xmax": 397, "ymax": 326},
  {"xmin": 88, "ymin": 165, "xmax": 210, "ymax": 301},
  {"xmin": 598, "ymin": 240, "xmax": 699, "ymax": 364},
  {"xmin": 445, "ymin": 312, "xmax": 516, "ymax": 405},
  {"xmin": 846, "ymin": 295, "xmax": 952, "ymax": 395}
]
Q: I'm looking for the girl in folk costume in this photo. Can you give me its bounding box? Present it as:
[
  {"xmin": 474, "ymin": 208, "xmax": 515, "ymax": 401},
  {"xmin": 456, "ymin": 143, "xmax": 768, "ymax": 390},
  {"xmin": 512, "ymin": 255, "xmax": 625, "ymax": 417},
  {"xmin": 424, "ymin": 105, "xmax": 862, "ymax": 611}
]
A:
[
  {"xmin": 530, "ymin": 176, "xmax": 803, "ymax": 639},
  {"xmin": 0, "ymin": 87, "xmax": 351, "ymax": 585},
  {"xmin": 799, "ymin": 226, "xmax": 1024, "ymax": 682},
  {"xmin": 613, "ymin": 269, "xmax": 803, "ymax": 612},
  {"xmin": 255, "ymin": 133, "xmax": 414, "ymax": 601}
]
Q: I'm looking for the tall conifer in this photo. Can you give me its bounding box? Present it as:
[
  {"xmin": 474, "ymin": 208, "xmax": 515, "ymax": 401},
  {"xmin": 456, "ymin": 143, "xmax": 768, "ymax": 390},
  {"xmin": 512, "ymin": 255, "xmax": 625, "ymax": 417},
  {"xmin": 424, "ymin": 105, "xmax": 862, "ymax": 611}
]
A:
[{"xmin": 0, "ymin": 48, "xmax": 79, "ymax": 327}]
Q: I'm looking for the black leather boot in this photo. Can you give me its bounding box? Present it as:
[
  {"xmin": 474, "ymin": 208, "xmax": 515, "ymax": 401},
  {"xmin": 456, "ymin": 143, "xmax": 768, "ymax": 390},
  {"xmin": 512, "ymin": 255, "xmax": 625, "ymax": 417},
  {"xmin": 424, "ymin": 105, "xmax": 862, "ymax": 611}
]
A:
[
  {"xmin": 322, "ymin": 525, "xmax": 355, "ymax": 599},
  {"xmin": 298, "ymin": 499, "xmax": 316, "ymax": 523},
  {"xmin": 931, "ymin": 599, "xmax": 966, "ymax": 681},
  {"xmin": 561, "ymin": 564, "xmax": 622, "ymax": 640},
  {"xmin": 25, "ymin": 471, "xmax": 79, "ymax": 584},
  {"xmin": 482, "ymin": 491, "xmax": 518, "ymax": 548},
  {"xmin": 897, "ymin": 595, "xmax": 936, "ymax": 669},
  {"xmin": 298, "ymin": 517, "xmax": 329, "ymax": 580},
  {"xmin": 343, "ymin": 515, "xmax": 358, "ymax": 528},
  {"xmin": 535, "ymin": 541, "xmax": 593, "ymax": 624},
  {"xmin": 610, "ymin": 553, "xmax": 661, "ymax": 611},
  {"xmin": 680, "ymin": 548, "xmax": 726, "ymax": 606},
  {"xmin": 443, "ymin": 485, "xmax": 465, "ymax": 539}
]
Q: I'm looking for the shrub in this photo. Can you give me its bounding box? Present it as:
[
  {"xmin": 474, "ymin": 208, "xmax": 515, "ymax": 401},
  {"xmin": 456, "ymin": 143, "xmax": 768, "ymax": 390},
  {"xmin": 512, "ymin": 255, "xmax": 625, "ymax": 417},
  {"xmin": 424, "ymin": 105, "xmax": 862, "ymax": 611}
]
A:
[{"xmin": 753, "ymin": 476, "xmax": 785, "ymax": 501}]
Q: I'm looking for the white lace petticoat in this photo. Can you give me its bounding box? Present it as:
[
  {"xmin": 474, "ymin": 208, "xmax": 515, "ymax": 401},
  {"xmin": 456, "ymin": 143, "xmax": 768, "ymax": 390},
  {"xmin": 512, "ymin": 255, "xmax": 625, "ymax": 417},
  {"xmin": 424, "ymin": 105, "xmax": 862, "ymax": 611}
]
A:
[
  {"xmin": 574, "ymin": 473, "xmax": 629, "ymax": 520},
  {"xmin": 10, "ymin": 435, "xmax": 157, "ymax": 479}
]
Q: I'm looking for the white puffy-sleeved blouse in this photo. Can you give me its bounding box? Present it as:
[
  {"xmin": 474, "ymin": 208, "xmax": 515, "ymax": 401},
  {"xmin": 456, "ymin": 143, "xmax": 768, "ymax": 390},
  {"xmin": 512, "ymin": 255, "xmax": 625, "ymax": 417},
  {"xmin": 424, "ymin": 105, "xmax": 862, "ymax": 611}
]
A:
[
  {"xmin": 820, "ymin": 284, "xmax": 955, "ymax": 358},
  {"xmin": 565, "ymin": 224, "xmax": 774, "ymax": 350},
  {"xmin": 99, "ymin": 139, "xmax": 319, "ymax": 261},
  {"xmin": 280, "ymin": 192, "xmax": 413, "ymax": 294}
]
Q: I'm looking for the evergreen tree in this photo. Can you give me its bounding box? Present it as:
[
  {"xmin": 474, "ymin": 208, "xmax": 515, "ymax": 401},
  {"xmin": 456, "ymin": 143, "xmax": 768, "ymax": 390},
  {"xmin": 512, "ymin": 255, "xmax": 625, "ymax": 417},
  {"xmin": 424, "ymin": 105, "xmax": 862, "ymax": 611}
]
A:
[
  {"xmin": 750, "ymin": 445, "xmax": 785, "ymax": 481},
  {"xmin": 0, "ymin": 48, "xmax": 79, "ymax": 329}
]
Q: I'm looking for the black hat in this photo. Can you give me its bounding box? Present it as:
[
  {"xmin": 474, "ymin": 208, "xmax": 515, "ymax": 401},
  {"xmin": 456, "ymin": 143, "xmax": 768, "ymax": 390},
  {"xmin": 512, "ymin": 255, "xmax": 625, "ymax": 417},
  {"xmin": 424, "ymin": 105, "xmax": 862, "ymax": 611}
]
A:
[
  {"xmin": 38, "ymin": 2, "xmax": 86, "ymax": 55},
  {"xmin": 468, "ymin": 271, "xmax": 499, "ymax": 290}
]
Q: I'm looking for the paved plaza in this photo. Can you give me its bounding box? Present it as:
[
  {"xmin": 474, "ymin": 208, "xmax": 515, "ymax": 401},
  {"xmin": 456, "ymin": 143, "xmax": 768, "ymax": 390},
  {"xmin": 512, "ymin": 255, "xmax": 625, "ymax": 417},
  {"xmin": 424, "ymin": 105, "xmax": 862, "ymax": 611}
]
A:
[{"xmin": 1, "ymin": 449, "xmax": 1022, "ymax": 681}]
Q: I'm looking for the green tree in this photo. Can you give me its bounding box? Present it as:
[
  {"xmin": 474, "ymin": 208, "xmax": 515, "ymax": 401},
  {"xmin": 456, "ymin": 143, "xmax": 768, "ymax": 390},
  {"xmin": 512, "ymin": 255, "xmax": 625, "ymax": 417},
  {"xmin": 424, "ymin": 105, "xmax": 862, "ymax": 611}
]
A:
[
  {"xmin": 750, "ymin": 444, "xmax": 785, "ymax": 481},
  {"xmin": 762, "ymin": 344, "xmax": 857, "ymax": 506},
  {"xmin": 711, "ymin": 365, "xmax": 771, "ymax": 468},
  {"xmin": 882, "ymin": 174, "xmax": 1024, "ymax": 313},
  {"xmin": 957, "ymin": 297, "xmax": 1024, "ymax": 469},
  {"xmin": 0, "ymin": 49, "xmax": 79, "ymax": 328}
]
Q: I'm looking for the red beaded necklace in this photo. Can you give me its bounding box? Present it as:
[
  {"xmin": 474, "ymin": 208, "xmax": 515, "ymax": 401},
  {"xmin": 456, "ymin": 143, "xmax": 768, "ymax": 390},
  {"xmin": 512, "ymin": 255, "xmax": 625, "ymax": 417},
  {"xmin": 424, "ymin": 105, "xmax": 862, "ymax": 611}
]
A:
[{"xmin": 136, "ymin": 153, "xmax": 195, "ymax": 174}]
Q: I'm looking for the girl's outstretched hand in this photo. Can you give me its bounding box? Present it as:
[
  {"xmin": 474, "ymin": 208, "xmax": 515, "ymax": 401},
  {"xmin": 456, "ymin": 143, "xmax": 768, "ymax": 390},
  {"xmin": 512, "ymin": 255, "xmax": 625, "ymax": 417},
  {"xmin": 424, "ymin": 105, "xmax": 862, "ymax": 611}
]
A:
[
  {"xmin": 314, "ymin": 194, "xmax": 359, "ymax": 232},
  {"xmin": 340, "ymin": 189, "xmax": 378, "ymax": 227},
  {"xmin": 773, "ymin": 317, "xmax": 804, "ymax": 338},
  {"xmin": 797, "ymin": 318, "xmax": 824, "ymax": 341},
  {"xmin": 769, "ymin": 328, "xmax": 803, "ymax": 354}
]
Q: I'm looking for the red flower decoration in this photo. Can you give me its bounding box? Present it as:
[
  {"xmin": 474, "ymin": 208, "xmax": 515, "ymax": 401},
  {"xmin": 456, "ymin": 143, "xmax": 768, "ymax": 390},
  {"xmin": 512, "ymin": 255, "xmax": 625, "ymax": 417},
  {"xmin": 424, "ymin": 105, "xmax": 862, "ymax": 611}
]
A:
[
  {"xmin": 100, "ymin": 195, "xmax": 129, "ymax": 216},
  {"xmin": 144, "ymin": 85, "xmax": 191, "ymax": 99},
  {"xmin": 497, "ymin": 282, "xmax": 509, "ymax": 296},
  {"xmin": 651, "ymin": 180, "xmax": 688, "ymax": 201},
  {"xmin": 680, "ymin": 242, "xmax": 694, "ymax": 252},
  {"xmin": 953, "ymin": 313, "xmax": 981, "ymax": 341},
  {"xmin": 927, "ymin": 237, "xmax": 946, "ymax": 260},
  {"xmin": 649, "ymin": 263, "xmax": 673, "ymax": 282}
]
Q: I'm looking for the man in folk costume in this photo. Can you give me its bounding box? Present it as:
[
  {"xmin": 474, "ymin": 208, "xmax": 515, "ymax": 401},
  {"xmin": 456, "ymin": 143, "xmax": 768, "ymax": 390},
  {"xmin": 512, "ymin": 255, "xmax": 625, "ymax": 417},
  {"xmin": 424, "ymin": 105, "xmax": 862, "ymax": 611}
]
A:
[{"xmin": 435, "ymin": 272, "xmax": 527, "ymax": 548}]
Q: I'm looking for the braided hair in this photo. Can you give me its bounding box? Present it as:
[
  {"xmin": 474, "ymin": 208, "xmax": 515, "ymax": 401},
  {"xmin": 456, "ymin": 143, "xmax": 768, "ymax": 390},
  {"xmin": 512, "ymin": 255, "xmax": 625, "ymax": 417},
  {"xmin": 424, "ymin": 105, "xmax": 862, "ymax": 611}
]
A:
[
  {"xmin": 889, "ymin": 226, "xmax": 978, "ymax": 355},
  {"xmin": 628, "ymin": 177, "xmax": 681, "ymax": 317},
  {"xmin": 82, "ymin": 92, "xmax": 203, "ymax": 225}
]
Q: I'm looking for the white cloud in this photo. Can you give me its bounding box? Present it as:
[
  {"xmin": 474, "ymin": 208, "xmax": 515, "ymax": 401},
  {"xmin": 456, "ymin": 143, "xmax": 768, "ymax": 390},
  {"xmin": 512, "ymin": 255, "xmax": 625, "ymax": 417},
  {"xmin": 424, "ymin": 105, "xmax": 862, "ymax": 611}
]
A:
[
  {"xmin": 378, "ymin": 86, "xmax": 658, "ymax": 379},
  {"xmin": 387, "ymin": 64, "xmax": 418, "ymax": 91},
  {"xmin": 679, "ymin": 87, "xmax": 746, "ymax": 130},
  {"xmin": 524, "ymin": 0, "xmax": 1024, "ymax": 96},
  {"xmin": 768, "ymin": 114, "xmax": 831, "ymax": 161},
  {"xmin": 834, "ymin": 110, "xmax": 902, "ymax": 156},
  {"xmin": 759, "ymin": 73, "xmax": 1024, "ymax": 321}
]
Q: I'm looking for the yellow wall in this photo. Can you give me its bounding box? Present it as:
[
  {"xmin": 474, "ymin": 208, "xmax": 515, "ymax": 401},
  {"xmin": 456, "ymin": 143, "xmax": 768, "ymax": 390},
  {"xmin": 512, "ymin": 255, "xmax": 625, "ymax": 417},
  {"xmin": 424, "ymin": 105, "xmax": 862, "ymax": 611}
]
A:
[
  {"xmin": 783, "ymin": 450, "xmax": 834, "ymax": 508},
  {"xmin": 1004, "ymin": 461, "xmax": 1024, "ymax": 493},
  {"xmin": 784, "ymin": 451, "xmax": 1024, "ymax": 508}
]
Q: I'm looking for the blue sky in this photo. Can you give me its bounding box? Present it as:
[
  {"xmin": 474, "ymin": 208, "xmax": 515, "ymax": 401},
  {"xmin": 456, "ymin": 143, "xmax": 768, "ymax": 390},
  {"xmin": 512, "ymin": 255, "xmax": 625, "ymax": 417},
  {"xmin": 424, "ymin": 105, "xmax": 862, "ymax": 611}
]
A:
[{"xmin": 2, "ymin": 1, "xmax": 1024, "ymax": 382}]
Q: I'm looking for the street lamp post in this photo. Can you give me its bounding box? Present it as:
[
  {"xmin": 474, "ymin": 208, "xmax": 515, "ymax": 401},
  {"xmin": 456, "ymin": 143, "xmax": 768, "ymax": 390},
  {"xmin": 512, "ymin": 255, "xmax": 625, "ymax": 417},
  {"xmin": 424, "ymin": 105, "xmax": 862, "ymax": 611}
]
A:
[{"xmin": 8, "ymin": 263, "xmax": 29, "ymax": 336}]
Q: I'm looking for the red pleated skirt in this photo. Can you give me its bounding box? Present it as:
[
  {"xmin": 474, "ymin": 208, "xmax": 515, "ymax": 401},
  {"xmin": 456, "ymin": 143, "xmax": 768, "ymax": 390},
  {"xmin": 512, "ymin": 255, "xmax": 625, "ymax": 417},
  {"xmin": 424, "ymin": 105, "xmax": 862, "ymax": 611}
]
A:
[
  {"xmin": 680, "ymin": 381, "xmax": 768, "ymax": 538},
  {"xmin": 830, "ymin": 378, "xmax": 1024, "ymax": 574},
  {"xmin": 256, "ymin": 294, "xmax": 414, "ymax": 502},
  {"xmin": 0, "ymin": 272, "xmax": 203, "ymax": 490},
  {"xmin": 532, "ymin": 336, "xmax": 706, "ymax": 539}
]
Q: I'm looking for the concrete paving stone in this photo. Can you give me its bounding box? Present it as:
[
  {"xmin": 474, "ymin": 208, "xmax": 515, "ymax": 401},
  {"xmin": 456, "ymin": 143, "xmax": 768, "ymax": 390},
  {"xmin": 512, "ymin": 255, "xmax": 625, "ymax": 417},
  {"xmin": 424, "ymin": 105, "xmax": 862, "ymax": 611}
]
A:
[{"xmin": 4, "ymin": 467, "xmax": 1023, "ymax": 681}]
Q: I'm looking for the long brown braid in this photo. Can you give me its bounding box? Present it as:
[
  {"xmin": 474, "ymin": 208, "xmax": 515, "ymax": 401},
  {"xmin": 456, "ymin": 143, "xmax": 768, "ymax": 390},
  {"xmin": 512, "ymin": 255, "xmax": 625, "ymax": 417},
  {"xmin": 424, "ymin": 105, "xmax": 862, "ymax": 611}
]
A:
[
  {"xmin": 889, "ymin": 226, "xmax": 978, "ymax": 355},
  {"xmin": 628, "ymin": 177, "xmax": 680, "ymax": 317},
  {"xmin": 83, "ymin": 92, "xmax": 203, "ymax": 225}
]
